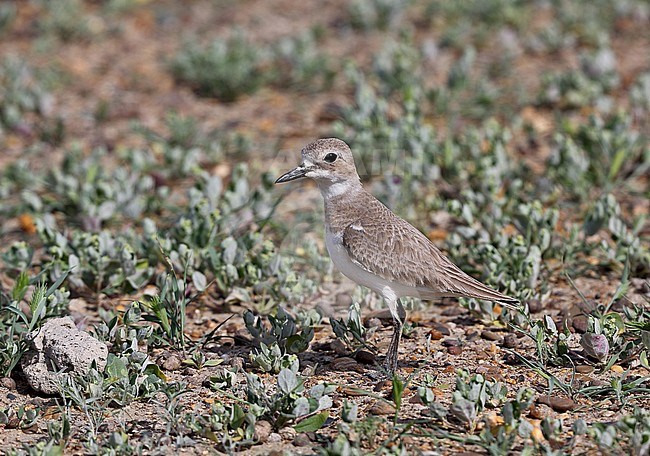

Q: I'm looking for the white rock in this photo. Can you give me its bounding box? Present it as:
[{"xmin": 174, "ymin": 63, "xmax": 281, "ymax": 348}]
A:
[{"xmin": 21, "ymin": 317, "xmax": 108, "ymax": 394}]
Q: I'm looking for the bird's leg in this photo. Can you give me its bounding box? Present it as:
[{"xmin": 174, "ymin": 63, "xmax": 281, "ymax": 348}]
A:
[{"xmin": 383, "ymin": 298, "xmax": 406, "ymax": 374}]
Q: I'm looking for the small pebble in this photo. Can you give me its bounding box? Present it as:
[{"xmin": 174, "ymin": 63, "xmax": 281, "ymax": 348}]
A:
[
  {"xmin": 373, "ymin": 380, "xmax": 390, "ymax": 392},
  {"xmin": 433, "ymin": 322, "xmax": 451, "ymax": 335},
  {"xmin": 572, "ymin": 315, "xmax": 588, "ymax": 334},
  {"xmin": 368, "ymin": 401, "xmax": 396, "ymax": 415},
  {"xmin": 294, "ymin": 433, "xmax": 312, "ymax": 446},
  {"xmin": 429, "ymin": 329, "xmax": 443, "ymax": 340},
  {"xmin": 355, "ymin": 350, "xmax": 376, "ymax": 365},
  {"xmin": 162, "ymin": 354, "xmax": 182, "ymax": 371},
  {"xmin": 528, "ymin": 403, "xmax": 551, "ymax": 420},
  {"xmin": 364, "ymin": 309, "xmax": 393, "ymax": 325},
  {"xmin": 442, "ymin": 338, "xmax": 460, "ymax": 347},
  {"xmin": 481, "ymin": 330, "xmax": 500, "ymax": 341},
  {"xmin": 576, "ymin": 365, "xmax": 594, "ymax": 374},
  {"xmin": 254, "ymin": 420, "xmax": 272, "ymax": 443},
  {"xmin": 0, "ymin": 377, "xmax": 16, "ymax": 390},
  {"xmin": 341, "ymin": 387, "xmax": 367, "ymax": 397},
  {"xmin": 447, "ymin": 346, "xmax": 462, "ymax": 356},
  {"xmin": 330, "ymin": 357, "xmax": 363, "ymax": 372},
  {"xmin": 335, "ymin": 292, "xmax": 353, "ymax": 308},
  {"xmin": 630, "ymin": 278, "xmax": 649, "ymax": 294},
  {"xmin": 279, "ymin": 426, "xmax": 296, "ymax": 441},
  {"xmin": 537, "ymin": 395, "xmax": 576, "ymax": 412},
  {"xmin": 503, "ymin": 353, "xmax": 520, "ymax": 365},
  {"xmin": 366, "ymin": 317, "xmax": 382, "ymax": 328},
  {"xmin": 485, "ymin": 371, "xmax": 505, "ymax": 383},
  {"xmin": 330, "ymin": 339, "xmax": 347, "ymax": 356},
  {"xmin": 441, "ymin": 306, "xmax": 463, "ymax": 316},
  {"xmin": 526, "ymin": 298, "xmax": 543, "ymax": 313},
  {"xmin": 230, "ymin": 357, "xmax": 245, "ymax": 371},
  {"xmin": 267, "ymin": 433, "xmax": 282, "ymax": 443},
  {"xmin": 501, "ymin": 334, "xmax": 518, "ymax": 348}
]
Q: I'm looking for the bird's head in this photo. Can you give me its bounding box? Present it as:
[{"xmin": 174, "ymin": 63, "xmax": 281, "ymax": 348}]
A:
[{"xmin": 275, "ymin": 138, "xmax": 360, "ymax": 188}]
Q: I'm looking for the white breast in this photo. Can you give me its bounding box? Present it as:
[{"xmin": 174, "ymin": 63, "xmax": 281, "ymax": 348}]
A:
[{"xmin": 324, "ymin": 229, "xmax": 416, "ymax": 299}]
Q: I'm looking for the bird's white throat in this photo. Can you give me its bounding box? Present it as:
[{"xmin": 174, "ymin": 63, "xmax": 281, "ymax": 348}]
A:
[{"xmin": 317, "ymin": 179, "xmax": 358, "ymax": 199}]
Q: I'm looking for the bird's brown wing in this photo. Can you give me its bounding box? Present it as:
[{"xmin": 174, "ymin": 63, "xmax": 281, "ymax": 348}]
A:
[{"xmin": 341, "ymin": 204, "xmax": 517, "ymax": 303}]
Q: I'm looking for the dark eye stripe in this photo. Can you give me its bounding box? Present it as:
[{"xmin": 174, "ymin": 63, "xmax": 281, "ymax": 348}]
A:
[{"xmin": 324, "ymin": 153, "xmax": 338, "ymax": 163}]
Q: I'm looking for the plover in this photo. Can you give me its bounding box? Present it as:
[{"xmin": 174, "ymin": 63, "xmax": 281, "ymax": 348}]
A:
[{"xmin": 276, "ymin": 138, "xmax": 517, "ymax": 373}]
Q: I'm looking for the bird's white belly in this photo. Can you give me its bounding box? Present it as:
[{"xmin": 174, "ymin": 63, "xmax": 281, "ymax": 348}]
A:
[{"xmin": 325, "ymin": 230, "xmax": 416, "ymax": 299}]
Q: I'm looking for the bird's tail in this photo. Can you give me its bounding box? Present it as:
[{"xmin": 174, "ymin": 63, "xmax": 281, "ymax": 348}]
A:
[{"xmin": 418, "ymin": 263, "xmax": 520, "ymax": 306}]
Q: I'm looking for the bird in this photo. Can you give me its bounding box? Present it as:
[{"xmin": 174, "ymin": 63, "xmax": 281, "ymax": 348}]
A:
[{"xmin": 275, "ymin": 138, "xmax": 518, "ymax": 374}]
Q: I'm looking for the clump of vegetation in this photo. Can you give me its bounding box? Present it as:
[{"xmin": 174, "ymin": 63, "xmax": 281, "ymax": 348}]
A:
[
  {"xmin": 0, "ymin": 58, "xmax": 52, "ymax": 131},
  {"xmin": 37, "ymin": 0, "xmax": 93, "ymax": 42},
  {"xmin": 170, "ymin": 33, "xmax": 266, "ymax": 102},
  {"xmin": 347, "ymin": 0, "xmax": 411, "ymax": 31},
  {"xmin": 170, "ymin": 30, "xmax": 334, "ymax": 101}
]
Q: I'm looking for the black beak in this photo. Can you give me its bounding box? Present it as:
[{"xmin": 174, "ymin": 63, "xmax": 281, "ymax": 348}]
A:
[{"xmin": 275, "ymin": 165, "xmax": 308, "ymax": 184}]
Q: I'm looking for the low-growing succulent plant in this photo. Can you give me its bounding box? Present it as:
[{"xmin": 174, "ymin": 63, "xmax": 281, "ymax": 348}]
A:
[
  {"xmin": 170, "ymin": 33, "xmax": 266, "ymax": 102},
  {"xmin": 249, "ymin": 342, "xmax": 299, "ymax": 374},
  {"xmin": 271, "ymin": 30, "xmax": 335, "ymax": 90},
  {"xmin": 244, "ymin": 307, "xmax": 315, "ymax": 355},
  {"xmin": 538, "ymin": 47, "xmax": 620, "ymax": 110},
  {"xmin": 184, "ymin": 401, "xmax": 256, "ymax": 451},
  {"xmin": 37, "ymin": 0, "xmax": 92, "ymax": 42},
  {"xmin": 330, "ymin": 302, "xmax": 367, "ymax": 350},
  {"xmin": 0, "ymin": 271, "xmax": 70, "ymax": 376},
  {"xmin": 245, "ymin": 364, "xmax": 334, "ymax": 430},
  {"xmin": 347, "ymin": 0, "xmax": 411, "ymax": 31},
  {"xmin": 0, "ymin": 57, "xmax": 52, "ymax": 131},
  {"xmin": 449, "ymin": 369, "xmax": 508, "ymax": 427}
]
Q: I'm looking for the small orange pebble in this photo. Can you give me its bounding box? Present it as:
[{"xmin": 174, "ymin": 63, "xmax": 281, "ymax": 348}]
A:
[
  {"xmin": 42, "ymin": 406, "xmax": 61, "ymax": 420},
  {"xmin": 485, "ymin": 412, "xmax": 504, "ymax": 434},
  {"xmin": 431, "ymin": 388, "xmax": 445, "ymax": 398},
  {"xmin": 18, "ymin": 213, "xmax": 36, "ymax": 234},
  {"xmin": 115, "ymin": 303, "xmax": 129, "ymax": 313},
  {"xmin": 531, "ymin": 423, "xmax": 545, "ymax": 442},
  {"xmin": 610, "ymin": 365, "xmax": 624, "ymax": 373},
  {"xmin": 212, "ymin": 163, "xmax": 232, "ymax": 179},
  {"xmin": 427, "ymin": 228, "xmax": 448, "ymax": 242},
  {"xmin": 258, "ymin": 118, "xmax": 277, "ymax": 134},
  {"xmin": 206, "ymin": 320, "xmax": 218, "ymax": 329},
  {"xmin": 501, "ymin": 224, "xmax": 517, "ymax": 236}
]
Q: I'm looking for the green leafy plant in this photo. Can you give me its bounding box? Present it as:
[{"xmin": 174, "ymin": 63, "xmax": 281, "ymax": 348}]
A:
[
  {"xmin": 347, "ymin": 0, "xmax": 411, "ymax": 31},
  {"xmin": 330, "ymin": 302, "xmax": 367, "ymax": 350},
  {"xmin": 271, "ymin": 30, "xmax": 335, "ymax": 90},
  {"xmin": 244, "ymin": 306, "xmax": 316, "ymax": 354},
  {"xmin": 0, "ymin": 57, "xmax": 52, "ymax": 131},
  {"xmin": 170, "ymin": 33, "xmax": 266, "ymax": 101},
  {"xmin": 245, "ymin": 365, "xmax": 334, "ymax": 430},
  {"xmin": 448, "ymin": 369, "xmax": 508, "ymax": 428},
  {"xmin": 0, "ymin": 271, "xmax": 70, "ymax": 376}
]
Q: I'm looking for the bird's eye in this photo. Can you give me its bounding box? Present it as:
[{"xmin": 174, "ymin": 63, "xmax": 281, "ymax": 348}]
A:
[{"xmin": 324, "ymin": 153, "xmax": 338, "ymax": 163}]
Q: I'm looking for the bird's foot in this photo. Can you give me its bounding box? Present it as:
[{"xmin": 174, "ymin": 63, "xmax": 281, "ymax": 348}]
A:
[{"xmin": 382, "ymin": 357, "xmax": 398, "ymax": 376}]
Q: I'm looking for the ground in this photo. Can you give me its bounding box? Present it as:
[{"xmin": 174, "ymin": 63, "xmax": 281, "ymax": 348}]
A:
[{"xmin": 0, "ymin": 1, "xmax": 649, "ymax": 455}]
